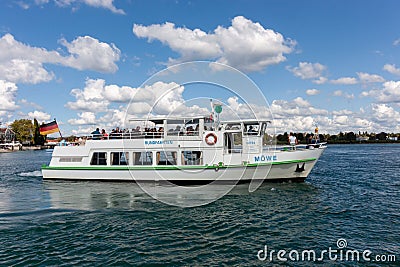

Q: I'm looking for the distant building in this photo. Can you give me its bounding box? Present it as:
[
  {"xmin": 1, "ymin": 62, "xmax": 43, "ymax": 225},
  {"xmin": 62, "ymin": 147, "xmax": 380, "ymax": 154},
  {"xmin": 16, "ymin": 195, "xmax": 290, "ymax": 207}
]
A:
[
  {"xmin": 0, "ymin": 128, "xmax": 15, "ymax": 143},
  {"xmin": 356, "ymin": 135, "xmax": 369, "ymax": 142},
  {"xmin": 388, "ymin": 136, "xmax": 398, "ymax": 141}
]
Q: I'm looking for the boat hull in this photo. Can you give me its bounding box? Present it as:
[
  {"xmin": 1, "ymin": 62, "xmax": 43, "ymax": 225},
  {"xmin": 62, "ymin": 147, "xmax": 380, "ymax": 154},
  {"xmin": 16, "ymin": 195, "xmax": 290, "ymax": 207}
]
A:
[{"xmin": 42, "ymin": 158, "xmax": 318, "ymax": 183}]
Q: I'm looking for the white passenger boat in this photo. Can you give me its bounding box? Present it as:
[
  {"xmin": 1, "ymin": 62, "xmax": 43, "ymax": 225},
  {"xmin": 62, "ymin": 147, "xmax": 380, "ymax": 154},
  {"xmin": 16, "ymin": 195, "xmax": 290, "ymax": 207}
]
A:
[{"xmin": 41, "ymin": 116, "xmax": 326, "ymax": 184}]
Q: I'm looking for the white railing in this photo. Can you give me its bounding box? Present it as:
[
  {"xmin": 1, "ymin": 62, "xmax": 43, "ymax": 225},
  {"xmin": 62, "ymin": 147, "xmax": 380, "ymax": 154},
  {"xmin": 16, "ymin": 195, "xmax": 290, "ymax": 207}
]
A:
[{"xmin": 86, "ymin": 131, "xmax": 201, "ymax": 140}]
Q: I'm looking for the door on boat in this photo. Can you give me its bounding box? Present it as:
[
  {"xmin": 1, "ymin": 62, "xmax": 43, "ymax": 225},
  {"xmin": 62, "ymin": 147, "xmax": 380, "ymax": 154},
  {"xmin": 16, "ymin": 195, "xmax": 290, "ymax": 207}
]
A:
[
  {"xmin": 223, "ymin": 132, "xmax": 242, "ymax": 165},
  {"xmin": 224, "ymin": 133, "xmax": 232, "ymax": 154}
]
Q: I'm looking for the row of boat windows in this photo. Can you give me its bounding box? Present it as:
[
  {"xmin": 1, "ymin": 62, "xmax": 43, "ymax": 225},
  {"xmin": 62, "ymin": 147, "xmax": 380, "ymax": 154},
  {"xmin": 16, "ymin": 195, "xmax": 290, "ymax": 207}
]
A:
[{"xmin": 87, "ymin": 151, "xmax": 203, "ymax": 166}]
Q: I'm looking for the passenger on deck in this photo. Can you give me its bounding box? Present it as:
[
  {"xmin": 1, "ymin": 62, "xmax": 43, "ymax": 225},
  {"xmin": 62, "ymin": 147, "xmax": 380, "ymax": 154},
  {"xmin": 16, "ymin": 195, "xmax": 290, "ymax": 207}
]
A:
[
  {"xmin": 289, "ymin": 132, "xmax": 298, "ymax": 146},
  {"xmin": 91, "ymin": 128, "xmax": 101, "ymax": 140},
  {"xmin": 186, "ymin": 126, "xmax": 194, "ymax": 135},
  {"xmin": 157, "ymin": 127, "xmax": 164, "ymax": 137},
  {"xmin": 110, "ymin": 128, "xmax": 122, "ymax": 139},
  {"xmin": 307, "ymin": 134, "xmax": 313, "ymax": 144},
  {"xmin": 101, "ymin": 129, "xmax": 108, "ymax": 140}
]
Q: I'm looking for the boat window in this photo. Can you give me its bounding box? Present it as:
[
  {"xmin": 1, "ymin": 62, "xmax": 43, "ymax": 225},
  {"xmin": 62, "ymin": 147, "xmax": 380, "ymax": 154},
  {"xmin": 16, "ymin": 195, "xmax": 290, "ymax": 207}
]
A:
[
  {"xmin": 156, "ymin": 151, "xmax": 177, "ymax": 165},
  {"xmin": 166, "ymin": 124, "xmax": 199, "ymax": 136},
  {"xmin": 244, "ymin": 124, "xmax": 259, "ymax": 136},
  {"xmin": 261, "ymin": 123, "xmax": 267, "ymax": 134},
  {"xmin": 181, "ymin": 151, "xmax": 203, "ymax": 165},
  {"xmin": 224, "ymin": 132, "xmax": 242, "ymax": 153},
  {"xmin": 225, "ymin": 123, "xmax": 241, "ymax": 130},
  {"xmin": 59, "ymin": 157, "xmax": 83, "ymax": 162},
  {"xmin": 111, "ymin": 152, "xmax": 129, "ymax": 165},
  {"xmin": 166, "ymin": 124, "xmax": 183, "ymax": 136},
  {"xmin": 90, "ymin": 152, "xmax": 107, "ymax": 165},
  {"xmin": 132, "ymin": 152, "xmax": 152, "ymax": 165}
]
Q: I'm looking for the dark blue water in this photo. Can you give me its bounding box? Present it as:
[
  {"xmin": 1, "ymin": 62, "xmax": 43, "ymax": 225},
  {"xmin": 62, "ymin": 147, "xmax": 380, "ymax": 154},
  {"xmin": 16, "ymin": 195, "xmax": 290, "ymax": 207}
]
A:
[{"xmin": 0, "ymin": 145, "xmax": 399, "ymax": 266}]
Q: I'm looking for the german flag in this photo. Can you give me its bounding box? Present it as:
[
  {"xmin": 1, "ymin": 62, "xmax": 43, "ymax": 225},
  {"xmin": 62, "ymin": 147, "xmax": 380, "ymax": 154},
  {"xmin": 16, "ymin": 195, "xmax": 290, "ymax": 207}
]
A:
[{"xmin": 40, "ymin": 120, "xmax": 60, "ymax": 135}]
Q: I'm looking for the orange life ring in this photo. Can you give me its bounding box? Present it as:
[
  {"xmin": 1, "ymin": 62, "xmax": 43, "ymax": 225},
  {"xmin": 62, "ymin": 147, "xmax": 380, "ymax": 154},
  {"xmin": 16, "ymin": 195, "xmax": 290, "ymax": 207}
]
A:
[{"xmin": 205, "ymin": 133, "xmax": 217, "ymax": 145}]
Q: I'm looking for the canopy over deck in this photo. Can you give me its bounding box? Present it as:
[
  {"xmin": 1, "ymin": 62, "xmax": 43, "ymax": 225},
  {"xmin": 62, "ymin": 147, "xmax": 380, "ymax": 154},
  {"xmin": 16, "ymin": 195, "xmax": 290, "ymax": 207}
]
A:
[{"xmin": 129, "ymin": 116, "xmax": 271, "ymax": 125}]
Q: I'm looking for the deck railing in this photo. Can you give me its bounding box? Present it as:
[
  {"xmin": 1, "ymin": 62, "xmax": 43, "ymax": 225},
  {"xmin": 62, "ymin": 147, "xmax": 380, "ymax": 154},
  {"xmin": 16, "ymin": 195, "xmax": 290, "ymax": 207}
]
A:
[{"xmin": 86, "ymin": 131, "xmax": 200, "ymax": 140}]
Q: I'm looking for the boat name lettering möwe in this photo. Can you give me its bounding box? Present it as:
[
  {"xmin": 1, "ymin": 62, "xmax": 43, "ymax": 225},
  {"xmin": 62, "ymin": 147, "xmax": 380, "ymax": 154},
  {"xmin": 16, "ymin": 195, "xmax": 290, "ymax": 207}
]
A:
[{"xmin": 254, "ymin": 155, "xmax": 277, "ymax": 162}]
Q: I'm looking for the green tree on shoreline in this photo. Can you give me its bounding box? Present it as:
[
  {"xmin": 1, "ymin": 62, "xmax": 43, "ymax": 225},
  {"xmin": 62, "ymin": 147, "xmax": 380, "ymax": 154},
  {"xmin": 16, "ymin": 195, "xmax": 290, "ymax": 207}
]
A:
[
  {"xmin": 33, "ymin": 118, "xmax": 46, "ymax": 146},
  {"xmin": 10, "ymin": 119, "xmax": 34, "ymax": 143}
]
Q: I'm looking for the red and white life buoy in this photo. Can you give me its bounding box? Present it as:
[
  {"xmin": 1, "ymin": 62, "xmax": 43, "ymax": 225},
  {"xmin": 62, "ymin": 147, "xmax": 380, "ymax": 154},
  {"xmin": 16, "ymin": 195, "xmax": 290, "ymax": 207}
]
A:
[{"xmin": 205, "ymin": 133, "xmax": 217, "ymax": 145}]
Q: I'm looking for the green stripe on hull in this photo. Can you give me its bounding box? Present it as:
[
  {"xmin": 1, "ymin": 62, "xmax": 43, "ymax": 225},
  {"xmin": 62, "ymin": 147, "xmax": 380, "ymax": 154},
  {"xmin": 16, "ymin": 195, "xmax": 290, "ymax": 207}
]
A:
[{"xmin": 42, "ymin": 158, "xmax": 316, "ymax": 171}]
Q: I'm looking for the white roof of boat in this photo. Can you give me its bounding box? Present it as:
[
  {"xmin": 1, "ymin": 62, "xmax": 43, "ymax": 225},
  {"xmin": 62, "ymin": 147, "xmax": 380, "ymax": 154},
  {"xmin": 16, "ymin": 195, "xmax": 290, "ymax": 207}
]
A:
[
  {"xmin": 129, "ymin": 116, "xmax": 210, "ymax": 124},
  {"xmin": 221, "ymin": 119, "xmax": 272, "ymax": 124},
  {"xmin": 129, "ymin": 116, "xmax": 271, "ymax": 124}
]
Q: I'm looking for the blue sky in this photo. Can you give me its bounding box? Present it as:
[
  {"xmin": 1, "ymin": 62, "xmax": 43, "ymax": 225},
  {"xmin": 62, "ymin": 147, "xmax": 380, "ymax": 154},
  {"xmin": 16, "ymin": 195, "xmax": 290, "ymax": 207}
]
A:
[{"xmin": 0, "ymin": 0, "xmax": 399, "ymax": 135}]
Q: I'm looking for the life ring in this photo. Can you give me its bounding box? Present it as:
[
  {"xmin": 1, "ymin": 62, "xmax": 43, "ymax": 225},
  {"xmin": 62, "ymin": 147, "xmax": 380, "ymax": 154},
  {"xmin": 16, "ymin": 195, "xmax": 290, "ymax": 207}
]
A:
[{"xmin": 205, "ymin": 133, "xmax": 217, "ymax": 145}]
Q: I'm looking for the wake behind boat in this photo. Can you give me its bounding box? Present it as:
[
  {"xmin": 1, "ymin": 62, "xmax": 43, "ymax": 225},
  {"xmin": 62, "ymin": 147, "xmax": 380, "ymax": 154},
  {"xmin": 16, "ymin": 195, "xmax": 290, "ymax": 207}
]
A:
[{"xmin": 41, "ymin": 116, "xmax": 326, "ymax": 183}]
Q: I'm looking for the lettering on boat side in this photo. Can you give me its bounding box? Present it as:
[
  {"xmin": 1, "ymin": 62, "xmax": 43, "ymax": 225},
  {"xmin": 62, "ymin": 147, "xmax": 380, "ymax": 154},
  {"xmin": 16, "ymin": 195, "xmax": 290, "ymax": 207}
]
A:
[
  {"xmin": 144, "ymin": 140, "xmax": 173, "ymax": 145},
  {"xmin": 254, "ymin": 155, "xmax": 277, "ymax": 162}
]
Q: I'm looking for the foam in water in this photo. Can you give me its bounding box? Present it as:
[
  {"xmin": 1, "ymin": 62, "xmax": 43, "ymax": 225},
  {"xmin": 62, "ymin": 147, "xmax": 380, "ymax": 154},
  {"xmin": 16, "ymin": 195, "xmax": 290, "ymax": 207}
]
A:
[{"xmin": 18, "ymin": 170, "xmax": 43, "ymax": 177}]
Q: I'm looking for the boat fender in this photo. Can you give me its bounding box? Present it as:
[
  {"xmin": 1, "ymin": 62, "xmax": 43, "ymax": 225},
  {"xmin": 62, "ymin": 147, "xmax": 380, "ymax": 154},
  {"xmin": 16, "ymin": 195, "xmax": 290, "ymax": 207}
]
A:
[{"xmin": 205, "ymin": 133, "xmax": 217, "ymax": 145}]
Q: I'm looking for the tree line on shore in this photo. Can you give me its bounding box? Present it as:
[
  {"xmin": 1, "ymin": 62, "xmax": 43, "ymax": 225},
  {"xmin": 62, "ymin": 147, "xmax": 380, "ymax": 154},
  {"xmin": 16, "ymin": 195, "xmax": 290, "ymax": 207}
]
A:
[
  {"xmin": 10, "ymin": 119, "xmax": 46, "ymax": 146},
  {"xmin": 273, "ymin": 131, "xmax": 400, "ymax": 145}
]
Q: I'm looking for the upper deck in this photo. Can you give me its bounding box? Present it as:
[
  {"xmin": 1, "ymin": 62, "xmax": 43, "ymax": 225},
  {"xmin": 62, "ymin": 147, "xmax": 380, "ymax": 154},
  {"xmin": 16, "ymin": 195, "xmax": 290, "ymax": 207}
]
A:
[{"xmin": 87, "ymin": 116, "xmax": 272, "ymax": 141}]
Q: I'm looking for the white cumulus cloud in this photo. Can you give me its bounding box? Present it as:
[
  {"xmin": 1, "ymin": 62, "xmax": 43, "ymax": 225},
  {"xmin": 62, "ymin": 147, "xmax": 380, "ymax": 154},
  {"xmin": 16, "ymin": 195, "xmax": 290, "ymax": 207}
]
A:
[
  {"xmin": 65, "ymin": 79, "xmax": 210, "ymax": 119},
  {"xmin": 362, "ymin": 81, "xmax": 400, "ymax": 103},
  {"xmin": 287, "ymin": 62, "xmax": 327, "ymax": 83},
  {"xmin": 66, "ymin": 79, "xmax": 110, "ymax": 111},
  {"xmin": 306, "ymin": 89, "xmax": 320, "ymax": 96},
  {"xmin": 60, "ymin": 36, "xmax": 120, "ymax": 73},
  {"xmin": 270, "ymin": 97, "xmax": 328, "ymax": 120},
  {"xmin": 126, "ymin": 81, "xmax": 208, "ymax": 116},
  {"xmin": 31, "ymin": 0, "xmax": 125, "ymax": 14},
  {"xmin": 27, "ymin": 110, "xmax": 51, "ymax": 122},
  {"xmin": 0, "ymin": 80, "xmax": 19, "ymax": 111},
  {"xmin": 0, "ymin": 59, "xmax": 54, "ymax": 84},
  {"xmin": 383, "ymin": 64, "xmax": 400, "ymax": 76},
  {"xmin": 333, "ymin": 90, "xmax": 354, "ymax": 99},
  {"xmin": 133, "ymin": 16, "xmax": 295, "ymax": 72},
  {"xmin": 357, "ymin": 72, "xmax": 385, "ymax": 83},
  {"xmin": 0, "ymin": 34, "xmax": 120, "ymax": 84},
  {"xmin": 371, "ymin": 103, "xmax": 400, "ymax": 126},
  {"xmin": 68, "ymin": 112, "xmax": 97, "ymax": 125},
  {"xmin": 330, "ymin": 77, "xmax": 357, "ymax": 85}
]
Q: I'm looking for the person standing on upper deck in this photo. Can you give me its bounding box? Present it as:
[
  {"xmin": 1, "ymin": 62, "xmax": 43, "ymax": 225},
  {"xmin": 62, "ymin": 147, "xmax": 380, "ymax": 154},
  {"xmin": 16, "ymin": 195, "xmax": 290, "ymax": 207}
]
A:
[
  {"xmin": 101, "ymin": 129, "xmax": 108, "ymax": 140},
  {"xmin": 288, "ymin": 132, "xmax": 298, "ymax": 146},
  {"xmin": 91, "ymin": 128, "xmax": 101, "ymax": 140}
]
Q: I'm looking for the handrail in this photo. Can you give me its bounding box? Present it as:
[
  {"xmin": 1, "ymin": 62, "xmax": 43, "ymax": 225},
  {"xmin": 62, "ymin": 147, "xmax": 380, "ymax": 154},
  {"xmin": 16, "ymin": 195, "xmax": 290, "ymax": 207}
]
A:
[{"xmin": 86, "ymin": 130, "xmax": 201, "ymax": 140}]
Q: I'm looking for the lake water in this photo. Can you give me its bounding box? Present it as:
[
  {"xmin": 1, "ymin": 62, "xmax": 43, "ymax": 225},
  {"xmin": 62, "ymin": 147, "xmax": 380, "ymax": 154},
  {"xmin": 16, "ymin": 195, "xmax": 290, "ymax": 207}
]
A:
[{"xmin": 0, "ymin": 144, "xmax": 399, "ymax": 266}]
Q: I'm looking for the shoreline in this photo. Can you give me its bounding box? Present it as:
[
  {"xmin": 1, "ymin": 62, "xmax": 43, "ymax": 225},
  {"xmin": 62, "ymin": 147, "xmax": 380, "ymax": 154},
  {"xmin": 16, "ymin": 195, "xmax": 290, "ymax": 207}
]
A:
[
  {"xmin": 275, "ymin": 141, "xmax": 400, "ymax": 145},
  {"xmin": 0, "ymin": 145, "xmax": 53, "ymax": 153}
]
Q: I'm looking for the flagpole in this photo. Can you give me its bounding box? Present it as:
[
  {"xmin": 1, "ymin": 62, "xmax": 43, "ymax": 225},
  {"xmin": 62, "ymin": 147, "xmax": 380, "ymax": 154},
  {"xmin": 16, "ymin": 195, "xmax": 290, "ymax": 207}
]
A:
[{"xmin": 54, "ymin": 118, "xmax": 63, "ymax": 138}]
